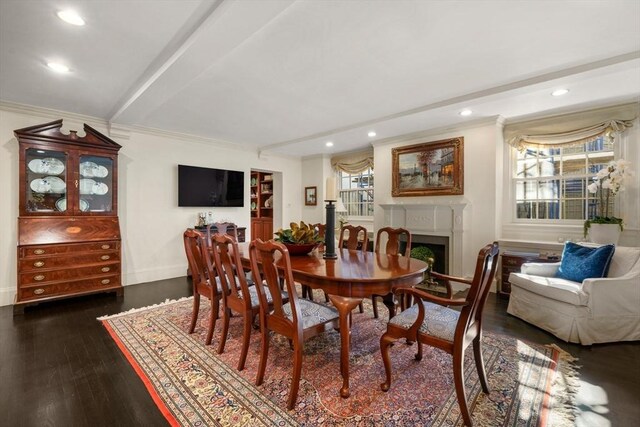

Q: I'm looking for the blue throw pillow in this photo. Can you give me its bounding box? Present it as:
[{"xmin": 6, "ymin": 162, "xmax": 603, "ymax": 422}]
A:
[{"xmin": 555, "ymin": 242, "xmax": 615, "ymax": 282}]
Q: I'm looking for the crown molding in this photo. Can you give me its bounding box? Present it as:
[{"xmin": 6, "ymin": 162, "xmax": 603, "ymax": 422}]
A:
[
  {"xmin": 371, "ymin": 116, "xmax": 501, "ymax": 149},
  {"xmin": 0, "ymin": 100, "xmax": 106, "ymax": 130}
]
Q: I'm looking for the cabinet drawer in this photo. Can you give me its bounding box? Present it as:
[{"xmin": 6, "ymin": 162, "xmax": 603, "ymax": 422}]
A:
[
  {"xmin": 19, "ymin": 251, "xmax": 120, "ymax": 271},
  {"xmin": 21, "ymin": 241, "xmax": 120, "ymax": 258},
  {"xmin": 19, "ymin": 263, "xmax": 120, "ymax": 285},
  {"xmin": 19, "ymin": 275, "xmax": 120, "ymax": 301}
]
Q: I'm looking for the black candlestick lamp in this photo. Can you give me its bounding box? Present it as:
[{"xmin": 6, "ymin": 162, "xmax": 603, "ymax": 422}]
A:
[{"xmin": 323, "ymin": 200, "xmax": 338, "ymax": 259}]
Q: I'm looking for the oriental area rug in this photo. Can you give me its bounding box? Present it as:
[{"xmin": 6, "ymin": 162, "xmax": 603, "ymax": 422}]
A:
[{"xmin": 99, "ymin": 296, "xmax": 579, "ymax": 427}]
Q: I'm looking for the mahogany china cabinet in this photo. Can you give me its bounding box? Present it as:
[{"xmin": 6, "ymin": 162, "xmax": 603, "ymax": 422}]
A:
[{"xmin": 14, "ymin": 120, "xmax": 122, "ymax": 313}]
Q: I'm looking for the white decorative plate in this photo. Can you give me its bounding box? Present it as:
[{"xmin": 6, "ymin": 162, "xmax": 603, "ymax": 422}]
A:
[
  {"xmin": 30, "ymin": 176, "xmax": 66, "ymax": 193},
  {"xmin": 94, "ymin": 165, "xmax": 109, "ymax": 178},
  {"xmin": 80, "ymin": 161, "xmax": 98, "ymax": 177},
  {"xmin": 55, "ymin": 198, "xmax": 90, "ymax": 212},
  {"xmin": 92, "ymin": 182, "xmax": 109, "ymax": 195},
  {"xmin": 55, "ymin": 197, "xmax": 67, "ymax": 211},
  {"xmin": 28, "ymin": 158, "xmax": 65, "ymax": 175}
]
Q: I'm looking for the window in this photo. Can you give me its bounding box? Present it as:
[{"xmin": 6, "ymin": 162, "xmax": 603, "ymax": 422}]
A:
[
  {"xmin": 338, "ymin": 168, "xmax": 374, "ymax": 217},
  {"xmin": 513, "ymin": 137, "xmax": 613, "ymax": 221}
]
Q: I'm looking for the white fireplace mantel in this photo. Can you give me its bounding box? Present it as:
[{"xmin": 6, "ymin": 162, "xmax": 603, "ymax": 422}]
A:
[{"xmin": 379, "ymin": 202, "xmax": 468, "ymax": 275}]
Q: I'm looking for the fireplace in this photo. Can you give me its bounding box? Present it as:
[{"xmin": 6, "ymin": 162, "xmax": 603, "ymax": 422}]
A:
[
  {"xmin": 380, "ymin": 202, "xmax": 467, "ymax": 276},
  {"xmin": 411, "ymin": 234, "xmax": 449, "ymax": 275}
]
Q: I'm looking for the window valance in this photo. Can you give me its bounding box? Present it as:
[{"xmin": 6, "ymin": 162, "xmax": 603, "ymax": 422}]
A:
[
  {"xmin": 331, "ymin": 149, "xmax": 374, "ymax": 174},
  {"xmin": 504, "ymin": 103, "xmax": 638, "ymax": 150}
]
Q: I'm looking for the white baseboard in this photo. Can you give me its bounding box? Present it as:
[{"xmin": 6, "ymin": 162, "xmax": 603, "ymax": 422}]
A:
[
  {"xmin": 123, "ymin": 264, "xmax": 187, "ymax": 286},
  {"xmin": 0, "ymin": 288, "xmax": 15, "ymax": 307}
]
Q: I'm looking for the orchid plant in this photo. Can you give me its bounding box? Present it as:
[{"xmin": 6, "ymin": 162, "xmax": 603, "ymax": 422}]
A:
[{"xmin": 584, "ymin": 159, "xmax": 635, "ymax": 236}]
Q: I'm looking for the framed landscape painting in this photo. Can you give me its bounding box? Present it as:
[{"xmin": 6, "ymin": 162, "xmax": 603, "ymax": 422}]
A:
[{"xmin": 392, "ymin": 137, "xmax": 464, "ymax": 197}]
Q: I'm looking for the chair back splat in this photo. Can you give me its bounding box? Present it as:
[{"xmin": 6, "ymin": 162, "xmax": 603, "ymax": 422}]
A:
[
  {"xmin": 183, "ymin": 228, "xmax": 221, "ymax": 346},
  {"xmin": 375, "ymin": 227, "xmax": 411, "ymax": 258},
  {"xmin": 379, "ymin": 242, "xmax": 500, "ymax": 427},
  {"xmin": 210, "ymin": 233, "xmax": 263, "ymax": 371},
  {"xmin": 369, "ymin": 227, "xmax": 412, "ymax": 318},
  {"xmin": 249, "ymin": 239, "xmax": 339, "ymax": 410},
  {"xmin": 339, "ymin": 225, "xmax": 368, "ymax": 251}
]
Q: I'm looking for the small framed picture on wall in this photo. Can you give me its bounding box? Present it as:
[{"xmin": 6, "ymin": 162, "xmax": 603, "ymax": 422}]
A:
[{"xmin": 305, "ymin": 186, "xmax": 317, "ymax": 206}]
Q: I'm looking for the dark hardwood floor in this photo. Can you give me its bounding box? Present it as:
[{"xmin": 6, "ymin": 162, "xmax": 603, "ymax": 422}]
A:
[{"xmin": 1, "ymin": 278, "xmax": 638, "ymax": 426}]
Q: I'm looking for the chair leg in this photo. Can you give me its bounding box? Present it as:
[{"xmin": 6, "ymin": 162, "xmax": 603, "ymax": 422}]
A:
[
  {"xmin": 415, "ymin": 341, "xmax": 423, "ymax": 361},
  {"xmin": 287, "ymin": 337, "xmax": 304, "ymax": 410},
  {"xmin": 256, "ymin": 321, "xmax": 270, "ymax": 386},
  {"xmin": 372, "ymin": 296, "xmax": 379, "ymax": 319},
  {"xmin": 237, "ymin": 312, "xmax": 252, "ymax": 371},
  {"xmin": 358, "ymin": 302, "xmax": 364, "ymax": 313},
  {"xmin": 323, "ymin": 291, "xmax": 330, "ymax": 303},
  {"xmin": 217, "ymin": 307, "xmax": 231, "ymax": 355},
  {"xmin": 379, "ymin": 333, "xmax": 395, "ymax": 392},
  {"xmin": 452, "ymin": 349, "xmax": 472, "ymax": 427},
  {"xmin": 473, "ymin": 335, "xmax": 490, "ymax": 394},
  {"xmin": 188, "ymin": 294, "xmax": 200, "ymax": 334},
  {"xmin": 205, "ymin": 297, "xmax": 219, "ymax": 345}
]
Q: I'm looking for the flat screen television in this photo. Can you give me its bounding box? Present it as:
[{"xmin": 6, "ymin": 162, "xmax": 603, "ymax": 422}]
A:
[{"xmin": 178, "ymin": 164, "xmax": 244, "ymax": 207}]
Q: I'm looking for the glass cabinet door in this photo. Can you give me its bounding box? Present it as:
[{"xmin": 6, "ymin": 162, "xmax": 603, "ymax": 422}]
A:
[
  {"xmin": 25, "ymin": 148, "xmax": 68, "ymax": 213},
  {"xmin": 78, "ymin": 155, "xmax": 114, "ymax": 213}
]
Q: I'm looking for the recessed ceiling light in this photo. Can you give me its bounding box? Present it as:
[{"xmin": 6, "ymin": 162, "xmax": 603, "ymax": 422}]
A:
[
  {"xmin": 325, "ymin": 141, "xmax": 334, "ymax": 147},
  {"xmin": 47, "ymin": 62, "xmax": 70, "ymax": 73},
  {"xmin": 551, "ymin": 89, "xmax": 569, "ymax": 97},
  {"xmin": 57, "ymin": 10, "xmax": 85, "ymax": 26},
  {"xmin": 459, "ymin": 109, "xmax": 472, "ymax": 116},
  {"xmin": 36, "ymin": 150, "xmax": 46, "ymax": 154},
  {"xmin": 368, "ymin": 131, "xmax": 376, "ymax": 137}
]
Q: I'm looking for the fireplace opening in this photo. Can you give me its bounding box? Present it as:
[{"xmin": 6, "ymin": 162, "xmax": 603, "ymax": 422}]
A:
[{"xmin": 402, "ymin": 234, "xmax": 449, "ymax": 275}]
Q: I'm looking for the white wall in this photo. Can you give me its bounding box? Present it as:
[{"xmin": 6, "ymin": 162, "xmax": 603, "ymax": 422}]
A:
[
  {"xmin": 300, "ymin": 155, "xmax": 329, "ymax": 225},
  {"xmin": 0, "ymin": 106, "xmax": 302, "ymax": 306},
  {"xmin": 373, "ymin": 119, "xmax": 503, "ymax": 277}
]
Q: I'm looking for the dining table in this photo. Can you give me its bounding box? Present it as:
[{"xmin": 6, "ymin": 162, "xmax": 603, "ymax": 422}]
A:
[{"xmin": 236, "ymin": 243, "xmax": 428, "ymax": 398}]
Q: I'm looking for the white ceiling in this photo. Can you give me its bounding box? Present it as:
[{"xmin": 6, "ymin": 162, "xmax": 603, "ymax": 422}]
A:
[{"xmin": 1, "ymin": 0, "xmax": 639, "ymax": 157}]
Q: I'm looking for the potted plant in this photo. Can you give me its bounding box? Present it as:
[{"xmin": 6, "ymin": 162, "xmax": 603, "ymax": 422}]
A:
[
  {"xmin": 410, "ymin": 246, "xmax": 435, "ymax": 283},
  {"xmin": 584, "ymin": 159, "xmax": 634, "ymax": 244},
  {"xmin": 274, "ymin": 221, "xmax": 324, "ymax": 255}
]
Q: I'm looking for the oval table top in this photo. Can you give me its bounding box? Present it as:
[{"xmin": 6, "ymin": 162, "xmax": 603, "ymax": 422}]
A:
[{"xmin": 237, "ymin": 243, "xmax": 428, "ymax": 298}]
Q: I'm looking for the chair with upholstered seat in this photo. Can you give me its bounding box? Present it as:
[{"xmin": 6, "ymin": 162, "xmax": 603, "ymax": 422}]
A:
[
  {"xmin": 183, "ymin": 229, "xmax": 223, "ymax": 345},
  {"xmin": 249, "ymin": 239, "xmax": 339, "ymax": 410},
  {"xmin": 372, "ymin": 227, "xmax": 411, "ymax": 318},
  {"xmin": 379, "ymin": 242, "xmax": 499, "ymax": 427},
  {"xmin": 211, "ymin": 234, "xmax": 288, "ymax": 371},
  {"xmin": 338, "ymin": 225, "xmax": 369, "ymax": 313}
]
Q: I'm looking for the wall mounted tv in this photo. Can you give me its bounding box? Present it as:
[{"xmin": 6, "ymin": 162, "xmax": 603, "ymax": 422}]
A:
[{"xmin": 178, "ymin": 165, "xmax": 244, "ymax": 207}]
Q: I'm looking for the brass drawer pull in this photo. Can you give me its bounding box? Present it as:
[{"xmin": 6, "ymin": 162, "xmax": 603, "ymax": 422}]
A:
[
  {"xmin": 101, "ymin": 244, "xmax": 110, "ymax": 250},
  {"xmin": 100, "ymin": 255, "xmax": 110, "ymax": 260},
  {"xmin": 101, "ymin": 267, "xmax": 111, "ymax": 273},
  {"xmin": 33, "ymin": 274, "xmax": 45, "ymax": 281},
  {"xmin": 34, "ymin": 249, "xmax": 45, "ymax": 255},
  {"xmin": 101, "ymin": 279, "xmax": 110, "ymax": 285},
  {"xmin": 33, "ymin": 288, "xmax": 45, "ymax": 295},
  {"xmin": 33, "ymin": 261, "xmax": 45, "ymax": 268}
]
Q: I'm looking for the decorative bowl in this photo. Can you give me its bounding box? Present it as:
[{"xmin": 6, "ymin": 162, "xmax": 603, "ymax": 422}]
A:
[{"xmin": 282, "ymin": 242, "xmax": 318, "ymax": 256}]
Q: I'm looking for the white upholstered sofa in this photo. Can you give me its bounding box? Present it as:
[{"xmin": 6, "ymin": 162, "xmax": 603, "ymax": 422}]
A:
[{"xmin": 507, "ymin": 244, "xmax": 640, "ymax": 345}]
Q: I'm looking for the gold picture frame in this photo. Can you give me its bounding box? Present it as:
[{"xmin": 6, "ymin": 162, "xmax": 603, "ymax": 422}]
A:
[
  {"xmin": 392, "ymin": 137, "xmax": 464, "ymax": 197},
  {"xmin": 305, "ymin": 186, "xmax": 317, "ymax": 206}
]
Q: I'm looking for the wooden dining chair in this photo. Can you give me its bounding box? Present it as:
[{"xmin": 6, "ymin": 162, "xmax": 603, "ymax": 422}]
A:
[
  {"xmin": 379, "ymin": 242, "xmax": 499, "ymax": 427},
  {"xmin": 211, "ymin": 234, "xmax": 288, "ymax": 371},
  {"xmin": 206, "ymin": 222, "xmax": 238, "ymax": 243},
  {"xmin": 372, "ymin": 227, "xmax": 411, "ymax": 318},
  {"xmin": 183, "ymin": 229, "xmax": 223, "ymax": 345},
  {"xmin": 249, "ymin": 239, "xmax": 339, "ymax": 410},
  {"xmin": 339, "ymin": 225, "xmax": 369, "ymax": 313}
]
